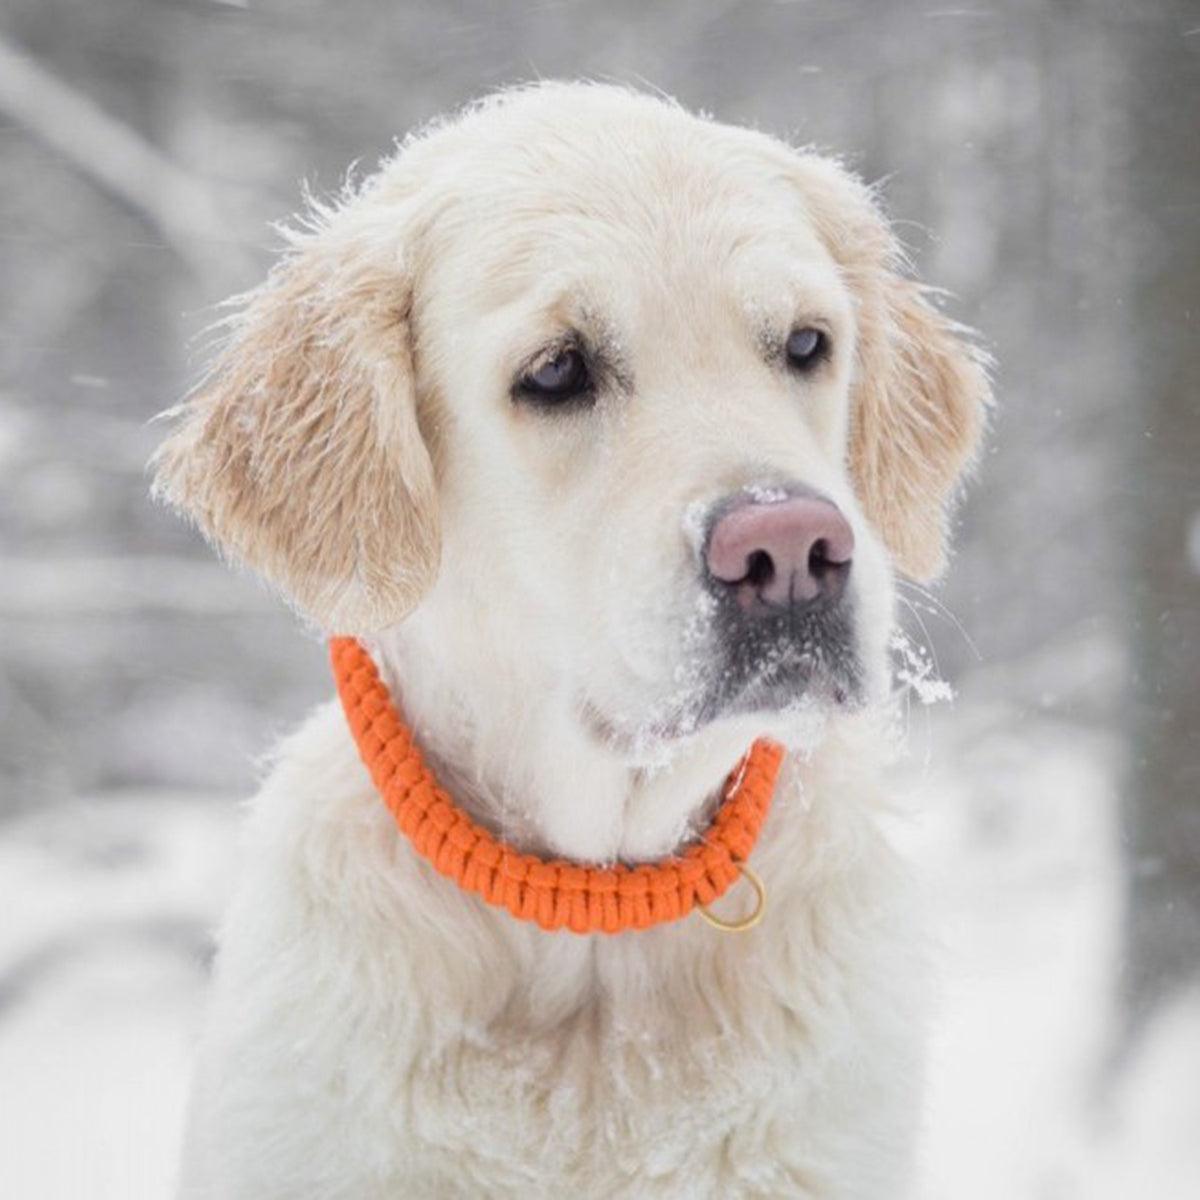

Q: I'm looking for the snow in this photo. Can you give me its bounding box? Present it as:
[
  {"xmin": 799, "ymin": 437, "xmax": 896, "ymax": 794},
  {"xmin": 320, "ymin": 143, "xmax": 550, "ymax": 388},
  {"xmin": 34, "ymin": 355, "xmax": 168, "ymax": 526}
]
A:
[
  {"xmin": 896, "ymin": 698, "xmax": 1200, "ymax": 1199},
  {"xmin": 891, "ymin": 629, "xmax": 956, "ymax": 707},
  {"xmin": 899, "ymin": 712, "xmax": 1123, "ymax": 1198},
  {"xmin": 1, "ymin": 712, "xmax": 1197, "ymax": 1199},
  {"xmin": 0, "ymin": 798, "xmax": 236, "ymax": 1200}
]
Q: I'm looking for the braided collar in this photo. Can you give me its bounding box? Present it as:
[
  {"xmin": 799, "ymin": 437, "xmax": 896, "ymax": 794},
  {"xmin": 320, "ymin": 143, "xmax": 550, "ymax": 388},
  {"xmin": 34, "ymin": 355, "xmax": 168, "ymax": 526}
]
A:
[{"xmin": 331, "ymin": 637, "xmax": 783, "ymax": 934}]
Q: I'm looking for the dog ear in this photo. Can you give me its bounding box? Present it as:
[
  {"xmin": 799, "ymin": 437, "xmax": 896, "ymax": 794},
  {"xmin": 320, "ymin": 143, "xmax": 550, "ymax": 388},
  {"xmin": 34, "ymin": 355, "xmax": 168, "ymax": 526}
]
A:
[
  {"xmin": 793, "ymin": 155, "xmax": 990, "ymax": 580},
  {"xmin": 152, "ymin": 191, "xmax": 439, "ymax": 632}
]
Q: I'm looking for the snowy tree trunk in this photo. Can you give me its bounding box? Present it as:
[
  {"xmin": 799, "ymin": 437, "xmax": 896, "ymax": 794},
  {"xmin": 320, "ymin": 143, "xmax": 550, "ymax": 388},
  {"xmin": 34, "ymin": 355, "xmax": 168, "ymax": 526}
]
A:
[{"xmin": 1121, "ymin": 3, "xmax": 1200, "ymax": 1039}]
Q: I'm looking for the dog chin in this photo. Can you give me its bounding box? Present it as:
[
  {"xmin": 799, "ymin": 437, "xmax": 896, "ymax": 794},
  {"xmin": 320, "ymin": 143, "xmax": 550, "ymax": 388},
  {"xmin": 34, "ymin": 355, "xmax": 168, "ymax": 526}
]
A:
[
  {"xmin": 705, "ymin": 658, "xmax": 865, "ymax": 723},
  {"xmin": 688, "ymin": 649, "xmax": 866, "ymax": 746}
]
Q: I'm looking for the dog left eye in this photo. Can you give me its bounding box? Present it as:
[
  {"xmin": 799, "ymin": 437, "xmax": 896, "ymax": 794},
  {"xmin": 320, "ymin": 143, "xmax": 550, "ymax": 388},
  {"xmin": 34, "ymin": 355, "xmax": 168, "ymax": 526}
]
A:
[
  {"xmin": 516, "ymin": 347, "xmax": 591, "ymax": 405},
  {"xmin": 786, "ymin": 327, "xmax": 828, "ymax": 370}
]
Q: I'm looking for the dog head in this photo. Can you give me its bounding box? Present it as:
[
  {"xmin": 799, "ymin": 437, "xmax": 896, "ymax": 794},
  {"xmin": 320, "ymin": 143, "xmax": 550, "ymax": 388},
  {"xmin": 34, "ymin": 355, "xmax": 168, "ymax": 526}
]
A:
[{"xmin": 154, "ymin": 83, "xmax": 987, "ymax": 767}]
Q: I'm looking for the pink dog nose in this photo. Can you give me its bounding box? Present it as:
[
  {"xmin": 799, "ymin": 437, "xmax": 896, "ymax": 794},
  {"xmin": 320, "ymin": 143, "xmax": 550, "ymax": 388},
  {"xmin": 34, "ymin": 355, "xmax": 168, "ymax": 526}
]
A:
[{"xmin": 705, "ymin": 493, "xmax": 855, "ymax": 608}]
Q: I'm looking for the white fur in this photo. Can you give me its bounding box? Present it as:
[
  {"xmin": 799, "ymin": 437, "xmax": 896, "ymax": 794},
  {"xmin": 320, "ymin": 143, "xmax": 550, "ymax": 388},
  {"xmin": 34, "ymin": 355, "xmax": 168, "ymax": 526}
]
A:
[
  {"xmin": 181, "ymin": 706, "xmax": 926, "ymax": 1199},
  {"xmin": 163, "ymin": 82, "xmax": 987, "ymax": 1199}
]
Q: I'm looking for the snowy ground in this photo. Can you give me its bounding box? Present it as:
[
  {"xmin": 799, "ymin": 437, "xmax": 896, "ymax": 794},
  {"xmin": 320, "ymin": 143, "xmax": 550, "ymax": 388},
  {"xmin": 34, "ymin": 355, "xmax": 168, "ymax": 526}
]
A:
[
  {"xmin": 1, "ymin": 700, "xmax": 1198, "ymax": 1199},
  {"xmin": 0, "ymin": 799, "xmax": 234, "ymax": 1199}
]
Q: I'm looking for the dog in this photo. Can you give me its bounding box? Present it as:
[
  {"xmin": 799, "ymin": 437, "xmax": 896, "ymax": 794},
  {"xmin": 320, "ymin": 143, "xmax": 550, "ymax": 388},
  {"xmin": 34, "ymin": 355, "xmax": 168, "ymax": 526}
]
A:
[{"xmin": 154, "ymin": 81, "xmax": 987, "ymax": 1199}]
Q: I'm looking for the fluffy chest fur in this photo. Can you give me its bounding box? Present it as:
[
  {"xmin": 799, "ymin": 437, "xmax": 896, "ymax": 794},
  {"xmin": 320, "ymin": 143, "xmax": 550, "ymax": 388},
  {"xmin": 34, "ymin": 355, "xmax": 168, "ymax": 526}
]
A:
[{"xmin": 180, "ymin": 704, "xmax": 926, "ymax": 1200}]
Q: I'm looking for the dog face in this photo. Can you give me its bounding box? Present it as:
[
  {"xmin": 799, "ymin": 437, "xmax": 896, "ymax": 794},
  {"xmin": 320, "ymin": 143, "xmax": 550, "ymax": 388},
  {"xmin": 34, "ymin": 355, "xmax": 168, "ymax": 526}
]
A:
[{"xmin": 155, "ymin": 83, "xmax": 987, "ymax": 765}]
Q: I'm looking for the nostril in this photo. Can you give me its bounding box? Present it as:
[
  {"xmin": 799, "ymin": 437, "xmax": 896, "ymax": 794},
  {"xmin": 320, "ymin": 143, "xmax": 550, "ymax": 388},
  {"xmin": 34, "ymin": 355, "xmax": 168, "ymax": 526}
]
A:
[
  {"xmin": 808, "ymin": 535, "xmax": 852, "ymax": 603},
  {"xmin": 743, "ymin": 549, "xmax": 775, "ymax": 589}
]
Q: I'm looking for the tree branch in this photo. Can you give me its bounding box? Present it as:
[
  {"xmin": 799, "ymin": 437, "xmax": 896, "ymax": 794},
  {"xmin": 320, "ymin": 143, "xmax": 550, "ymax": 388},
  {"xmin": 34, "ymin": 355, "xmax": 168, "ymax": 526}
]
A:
[{"xmin": 0, "ymin": 32, "xmax": 251, "ymax": 284}]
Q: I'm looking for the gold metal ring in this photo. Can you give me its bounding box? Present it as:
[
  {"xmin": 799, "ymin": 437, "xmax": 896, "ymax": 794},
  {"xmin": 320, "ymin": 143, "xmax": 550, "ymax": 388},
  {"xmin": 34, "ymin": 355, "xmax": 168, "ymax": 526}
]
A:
[{"xmin": 697, "ymin": 863, "xmax": 766, "ymax": 933}]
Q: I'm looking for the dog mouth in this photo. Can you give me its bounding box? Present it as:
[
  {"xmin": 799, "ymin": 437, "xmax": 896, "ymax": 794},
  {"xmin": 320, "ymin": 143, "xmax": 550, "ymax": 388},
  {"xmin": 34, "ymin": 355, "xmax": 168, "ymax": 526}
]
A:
[
  {"xmin": 580, "ymin": 602, "xmax": 864, "ymax": 755},
  {"xmin": 696, "ymin": 598, "xmax": 864, "ymax": 723}
]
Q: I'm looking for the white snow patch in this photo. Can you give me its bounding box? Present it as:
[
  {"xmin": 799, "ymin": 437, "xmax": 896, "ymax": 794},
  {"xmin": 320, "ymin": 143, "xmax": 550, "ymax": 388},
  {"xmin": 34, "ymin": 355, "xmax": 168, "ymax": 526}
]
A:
[
  {"xmin": 742, "ymin": 483, "xmax": 790, "ymax": 505},
  {"xmin": 0, "ymin": 794, "xmax": 237, "ymax": 1200},
  {"xmin": 891, "ymin": 628, "xmax": 955, "ymax": 706},
  {"xmin": 680, "ymin": 498, "xmax": 710, "ymax": 557}
]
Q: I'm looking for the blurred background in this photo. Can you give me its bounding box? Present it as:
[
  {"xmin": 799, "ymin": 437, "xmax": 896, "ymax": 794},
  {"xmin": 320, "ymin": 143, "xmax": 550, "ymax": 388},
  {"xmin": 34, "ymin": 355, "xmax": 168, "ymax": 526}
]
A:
[{"xmin": 0, "ymin": 1, "xmax": 1197, "ymax": 1196}]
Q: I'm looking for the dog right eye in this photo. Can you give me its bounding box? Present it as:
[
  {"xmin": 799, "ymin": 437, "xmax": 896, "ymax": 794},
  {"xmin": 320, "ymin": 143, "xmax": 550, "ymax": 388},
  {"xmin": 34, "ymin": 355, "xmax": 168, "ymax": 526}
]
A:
[{"xmin": 515, "ymin": 346, "xmax": 592, "ymax": 406}]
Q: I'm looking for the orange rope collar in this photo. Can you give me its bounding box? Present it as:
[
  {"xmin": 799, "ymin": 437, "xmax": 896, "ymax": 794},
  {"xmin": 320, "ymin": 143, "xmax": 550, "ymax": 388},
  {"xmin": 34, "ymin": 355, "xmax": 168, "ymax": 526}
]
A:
[{"xmin": 331, "ymin": 637, "xmax": 784, "ymax": 935}]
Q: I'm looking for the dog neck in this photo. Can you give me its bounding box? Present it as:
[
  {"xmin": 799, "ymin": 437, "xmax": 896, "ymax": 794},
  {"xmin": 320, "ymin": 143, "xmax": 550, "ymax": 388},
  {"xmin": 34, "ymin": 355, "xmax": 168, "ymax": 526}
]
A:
[{"xmin": 368, "ymin": 619, "xmax": 795, "ymax": 866}]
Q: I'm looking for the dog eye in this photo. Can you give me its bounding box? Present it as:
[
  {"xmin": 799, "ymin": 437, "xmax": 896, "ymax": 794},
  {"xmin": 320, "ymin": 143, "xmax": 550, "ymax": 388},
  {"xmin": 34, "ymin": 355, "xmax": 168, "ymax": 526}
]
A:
[
  {"xmin": 785, "ymin": 327, "xmax": 827, "ymax": 370},
  {"xmin": 516, "ymin": 347, "xmax": 591, "ymax": 405}
]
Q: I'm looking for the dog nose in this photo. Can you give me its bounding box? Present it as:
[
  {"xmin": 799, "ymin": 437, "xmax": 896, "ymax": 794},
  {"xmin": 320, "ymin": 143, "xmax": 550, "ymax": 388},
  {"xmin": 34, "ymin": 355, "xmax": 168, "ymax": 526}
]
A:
[{"xmin": 705, "ymin": 493, "xmax": 854, "ymax": 608}]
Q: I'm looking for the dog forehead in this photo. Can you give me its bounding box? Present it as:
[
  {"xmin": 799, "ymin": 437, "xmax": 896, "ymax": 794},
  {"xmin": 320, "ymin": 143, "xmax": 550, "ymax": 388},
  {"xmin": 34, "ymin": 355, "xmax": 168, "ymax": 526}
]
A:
[{"xmin": 412, "ymin": 109, "xmax": 836, "ymax": 324}]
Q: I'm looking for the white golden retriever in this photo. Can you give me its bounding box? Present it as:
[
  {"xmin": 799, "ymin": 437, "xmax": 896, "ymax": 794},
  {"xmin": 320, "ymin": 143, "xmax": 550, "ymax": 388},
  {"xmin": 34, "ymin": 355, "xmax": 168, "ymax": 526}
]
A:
[{"xmin": 154, "ymin": 82, "xmax": 987, "ymax": 1199}]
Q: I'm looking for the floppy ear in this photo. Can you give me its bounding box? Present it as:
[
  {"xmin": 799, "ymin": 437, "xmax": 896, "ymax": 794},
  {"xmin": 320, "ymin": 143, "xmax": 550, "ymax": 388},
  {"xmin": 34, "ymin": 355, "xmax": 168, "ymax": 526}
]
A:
[
  {"xmin": 794, "ymin": 155, "xmax": 990, "ymax": 580},
  {"xmin": 152, "ymin": 190, "xmax": 439, "ymax": 632}
]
